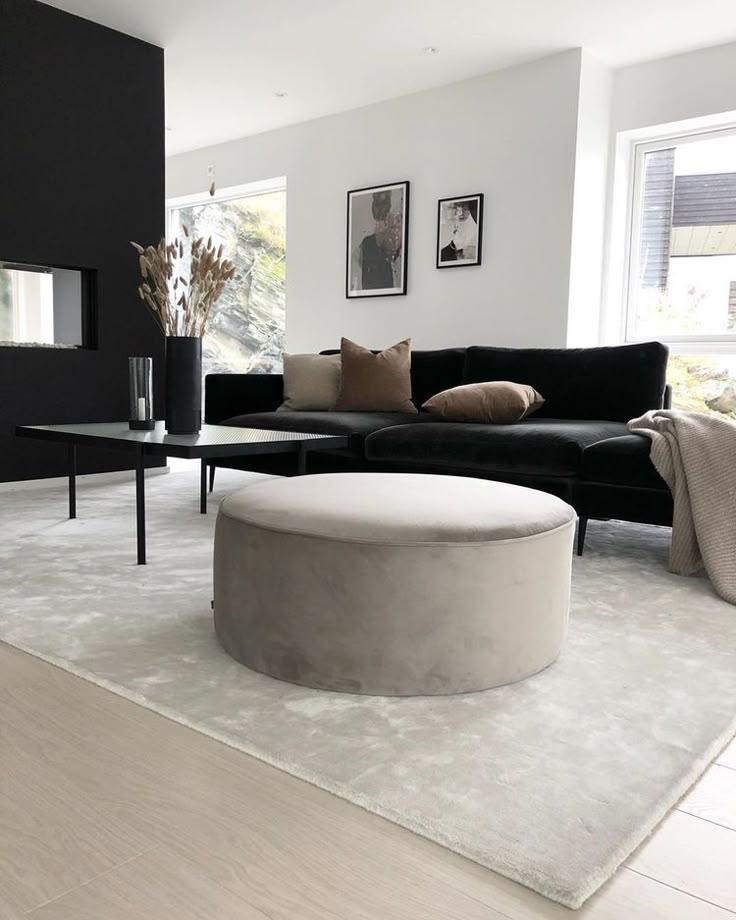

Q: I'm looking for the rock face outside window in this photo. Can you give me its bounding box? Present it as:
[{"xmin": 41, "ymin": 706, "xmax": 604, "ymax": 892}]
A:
[{"xmin": 173, "ymin": 190, "xmax": 286, "ymax": 379}]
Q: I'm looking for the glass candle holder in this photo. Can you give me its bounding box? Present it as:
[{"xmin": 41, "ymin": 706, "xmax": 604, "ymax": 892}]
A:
[{"xmin": 128, "ymin": 357, "xmax": 155, "ymax": 430}]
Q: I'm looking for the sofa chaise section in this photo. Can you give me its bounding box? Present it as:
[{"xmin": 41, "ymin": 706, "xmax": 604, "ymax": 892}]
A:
[{"xmin": 576, "ymin": 434, "xmax": 674, "ymax": 551}]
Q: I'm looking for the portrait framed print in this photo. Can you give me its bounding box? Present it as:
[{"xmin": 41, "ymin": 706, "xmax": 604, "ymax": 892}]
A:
[
  {"xmin": 436, "ymin": 193, "xmax": 484, "ymax": 268},
  {"xmin": 346, "ymin": 180, "xmax": 410, "ymax": 298}
]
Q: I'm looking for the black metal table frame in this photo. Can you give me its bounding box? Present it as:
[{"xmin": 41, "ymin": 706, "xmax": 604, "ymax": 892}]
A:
[{"xmin": 16, "ymin": 426, "xmax": 349, "ymax": 565}]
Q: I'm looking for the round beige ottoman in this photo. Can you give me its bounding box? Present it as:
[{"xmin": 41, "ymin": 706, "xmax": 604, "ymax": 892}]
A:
[{"xmin": 213, "ymin": 473, "xmax": 575, "ymax": 696}]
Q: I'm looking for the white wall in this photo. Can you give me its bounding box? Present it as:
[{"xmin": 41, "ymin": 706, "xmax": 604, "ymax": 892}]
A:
[
  {"xmin": 612, "ymin": 39, "xmax": 736, "ymax": 134},
  {"xmin": 167, "ymin": 50, "xmax": 583, "ymax": 352},
  {"xmin": 168, "ymin": 40, "xmax": 736, "ymax": 355},
  {"xmin": 566, "ymin": 51, "xmax": 613, "ymax": 346}
]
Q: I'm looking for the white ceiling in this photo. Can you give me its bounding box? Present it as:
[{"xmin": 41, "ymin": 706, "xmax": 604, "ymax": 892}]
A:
[{"xmin": 41, "ymin": 0, "xmax": 736, "ymax": 155}]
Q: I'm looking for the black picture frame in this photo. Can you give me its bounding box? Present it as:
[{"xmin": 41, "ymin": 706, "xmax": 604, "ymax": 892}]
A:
[
  {"xmin": 436, "ymin": 193, "xmax": 484, "ymax": 268},
  {"xmin": 346, "ymin": 180, "xmax": 409, "ymax": 298}
]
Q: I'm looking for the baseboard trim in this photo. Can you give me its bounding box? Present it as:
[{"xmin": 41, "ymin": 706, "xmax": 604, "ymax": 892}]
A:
[{"xmin": 0, "ymin": 466, "xmax": 171, "ymax": 493}]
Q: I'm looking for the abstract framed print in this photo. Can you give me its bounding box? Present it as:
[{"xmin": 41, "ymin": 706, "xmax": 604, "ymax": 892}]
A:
[
  {"xmin": 346, "ymin": 181, "xmax": 409, "ymax": 298},
  {"xmin": 436, "ymin": 193, "xmax": 484, "ymax": 268}
]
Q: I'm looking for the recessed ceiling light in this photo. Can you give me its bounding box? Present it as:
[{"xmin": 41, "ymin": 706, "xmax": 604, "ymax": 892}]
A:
[
  {"xmin": 274, "ymin": 91, "xmax": 288, "ymax": 98},
  {"xmin": 423, "ymin": 46, "xmax": 439, "ymax": 55}
]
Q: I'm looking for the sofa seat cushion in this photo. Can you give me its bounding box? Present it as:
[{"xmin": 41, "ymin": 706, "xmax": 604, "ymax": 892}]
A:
[
  {"xmin": 220, "ymin": 410, "xmax": 429, "ymax": 456},
  {"xmin": 582, "ymin": 435, "xmax": 668, "ymax": 489},
  {"xmin": 365, "ymin": 419, "xmax": 629, "ymax": 476}
]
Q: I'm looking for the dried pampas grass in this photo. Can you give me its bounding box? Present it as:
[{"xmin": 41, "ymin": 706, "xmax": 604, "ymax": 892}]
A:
[{"xmin": 130, "ymin": 229, "xmax": 235, "ymax": 337}]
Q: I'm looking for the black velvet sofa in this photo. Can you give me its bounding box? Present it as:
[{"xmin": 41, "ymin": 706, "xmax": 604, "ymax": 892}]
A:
[{"xmin": 205, "ymin": 342, "xmax": 674, "ymax": 553}]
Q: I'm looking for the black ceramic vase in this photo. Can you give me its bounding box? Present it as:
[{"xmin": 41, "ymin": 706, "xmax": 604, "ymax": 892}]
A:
[{"xmin": 165, "ymin": 335, "xmax": 202, "ymax": 434}]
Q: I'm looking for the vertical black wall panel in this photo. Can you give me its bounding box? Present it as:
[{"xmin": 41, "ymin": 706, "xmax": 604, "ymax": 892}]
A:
[{"xmin": 0, "ymin": 0, "xmax": 165, "ymax": 480}]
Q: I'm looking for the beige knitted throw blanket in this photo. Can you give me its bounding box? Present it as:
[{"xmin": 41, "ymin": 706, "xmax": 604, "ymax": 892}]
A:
[{"xmin": 628, "ymin": 410, "xmax": 736, "ymax": 605}]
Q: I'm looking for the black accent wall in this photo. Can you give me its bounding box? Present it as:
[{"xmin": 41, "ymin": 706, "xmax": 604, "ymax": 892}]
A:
[{"xmin": 0, "ymin": 0, "xmax": 165, "ymax": 481}]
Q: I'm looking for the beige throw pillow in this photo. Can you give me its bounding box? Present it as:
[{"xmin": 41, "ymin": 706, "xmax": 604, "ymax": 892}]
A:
[
  {"xmin": 423, "ymin": 381, "xmax": 544, "ymax": 424},
  {"xmin": 278, "ymin": 353, "xmax": 341, "ymax": 411},
  {"xmin": 333, "ymin": 337, "xmax": 417, "ymax": 413}
]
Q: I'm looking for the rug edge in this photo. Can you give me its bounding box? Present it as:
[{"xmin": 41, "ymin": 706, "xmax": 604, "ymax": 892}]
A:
[{"xmin": 562, "ymin": 713, "xmax": 736, "ymax": 908}]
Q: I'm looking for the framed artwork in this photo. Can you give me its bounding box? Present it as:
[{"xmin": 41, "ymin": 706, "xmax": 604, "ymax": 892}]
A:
[
  {"xmin": 436, "ymin": 193, "xmax": 484, "ymax": 268},
  {"xmin": 346, "ymin": 180, "xmax": 409, "ymax": 298}
]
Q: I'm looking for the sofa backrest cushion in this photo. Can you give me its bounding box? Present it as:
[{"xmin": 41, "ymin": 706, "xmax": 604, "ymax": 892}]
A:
[
  {"xmin": 462, "ymin": 342, "xmax": 669, "ymax": 421},
  {"xmin": 321, "ymin": 347, "xmax": 466, "ymax": 409}
]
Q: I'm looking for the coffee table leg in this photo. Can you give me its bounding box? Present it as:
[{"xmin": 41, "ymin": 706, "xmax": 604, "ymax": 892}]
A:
[
  {"xmin": 136, "ymin": 444, "xmax": 146, "ymax": 565},
  {"xmin": 68, "ymin": 444, "xmax": 77, "ymax": 519},
  {"xmin": 297, "ymin": 443, "xmax": 307, "ymax": 476},
  {"xmin": 200, "ymin": 459, "xmax": 207, "ymax": 514}
]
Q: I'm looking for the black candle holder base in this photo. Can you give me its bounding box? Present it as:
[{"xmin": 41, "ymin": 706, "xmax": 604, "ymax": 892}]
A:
[{"xmin": 129, "ymin": 419, "xmax": 156, "ymax": 431}]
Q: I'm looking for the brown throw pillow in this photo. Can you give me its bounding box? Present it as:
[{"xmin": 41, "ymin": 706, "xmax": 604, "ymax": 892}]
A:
[
  {"xmin": 333, "ymin": 337, "xmax": 417, "ymax": 413},
  {"xmin": 423, "ymin": 381, "xmax": 544, "ymax": 424},
  {"xmin": 278, "ymin": 353, "xmax": 341, "ymax": 411}
]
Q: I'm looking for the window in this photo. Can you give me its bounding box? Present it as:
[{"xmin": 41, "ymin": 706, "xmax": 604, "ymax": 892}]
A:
[
  {"xmin": 625, "ymin": 128, "xmax": 736, "ymax": 417},
  {"xmin": 167, "ymin": 179, "xmax": 286, "ymax": 379}
]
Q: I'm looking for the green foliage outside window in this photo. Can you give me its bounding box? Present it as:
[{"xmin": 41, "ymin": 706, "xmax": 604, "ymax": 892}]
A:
[{"xmin": 668, "ymin": 354, "xmax": 736, "ymax": 418}]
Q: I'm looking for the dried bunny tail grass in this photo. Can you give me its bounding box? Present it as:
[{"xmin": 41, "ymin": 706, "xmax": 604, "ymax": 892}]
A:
[{"xmin": 131, "ymin": 235, "xmax": 235, "ymax": 337}]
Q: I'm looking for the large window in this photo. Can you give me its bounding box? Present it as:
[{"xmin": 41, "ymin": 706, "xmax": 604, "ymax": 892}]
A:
[
  {"xmin": 168, "ymin": 178, "xmax": 286, "ymax": 379},
  {"xmin": 625, "ymin": 128, "xmax": 736, "ymax": 417}
]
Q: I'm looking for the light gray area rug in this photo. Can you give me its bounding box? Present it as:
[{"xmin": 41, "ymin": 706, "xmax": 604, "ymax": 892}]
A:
[{"xmin": 2, "ymin": 467, "xmax": 736, "ymax": 909}]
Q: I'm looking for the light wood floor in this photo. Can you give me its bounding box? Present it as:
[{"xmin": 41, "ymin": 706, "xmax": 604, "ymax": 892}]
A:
[{"xmin": 1, "ymin": 640, "xmax": 734, "ymax": 919}]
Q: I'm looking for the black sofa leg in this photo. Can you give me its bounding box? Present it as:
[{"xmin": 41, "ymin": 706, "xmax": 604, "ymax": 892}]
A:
[
  {"xmin": 576, "ymin": 516, "xmax": 588, "ymax": 556},
  {"xmin": 208, "ymin": 463, "xmax": 216, "ymax": 493}
]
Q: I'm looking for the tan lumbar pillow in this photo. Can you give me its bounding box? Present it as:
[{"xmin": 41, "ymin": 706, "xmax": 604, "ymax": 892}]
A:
[
  {"xmin": 423, "ymin": 381, "xmax": 544, "ymax": 424},
  {"xmin": 333, "ymin": 337, "xmax": 417, "ymax": 413},
  {"xmin": 278, "ymin": 353, "xmax": 341, "ymax": 411}
]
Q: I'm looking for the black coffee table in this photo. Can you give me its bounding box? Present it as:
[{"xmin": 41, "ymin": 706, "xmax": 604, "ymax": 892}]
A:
[{"xmin": 16, "ymin": 422, "xmax": 348, "ymax": 564}]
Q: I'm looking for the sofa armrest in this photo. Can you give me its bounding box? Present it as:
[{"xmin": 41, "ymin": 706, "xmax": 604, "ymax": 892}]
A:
[
  {"xmin": 205, "ymin": 373, "xmax": 284, "ymax": 424},
  {"xmin": 663, "ymin": 384, "xmax": 672, "ymax": 409}
]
